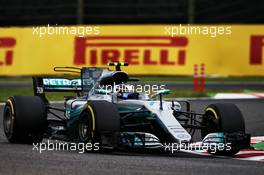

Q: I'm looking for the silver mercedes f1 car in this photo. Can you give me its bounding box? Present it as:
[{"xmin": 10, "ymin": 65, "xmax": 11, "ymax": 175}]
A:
[{"xmin": 3, "ymin": 62, "xmax": 250, "ymax": 156}]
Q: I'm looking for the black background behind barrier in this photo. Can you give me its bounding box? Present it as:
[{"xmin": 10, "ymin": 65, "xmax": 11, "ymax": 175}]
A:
[{"xmin": 0, "ymin": 0, "xmax": 263, "ymax": 26}]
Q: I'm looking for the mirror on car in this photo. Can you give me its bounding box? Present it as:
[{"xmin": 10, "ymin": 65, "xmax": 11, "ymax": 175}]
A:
[{"xmin": 151, "ymin": 89, "xmax": 171, "ymax": 98}]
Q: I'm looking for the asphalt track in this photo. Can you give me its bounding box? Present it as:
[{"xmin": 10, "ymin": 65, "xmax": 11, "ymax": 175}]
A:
[{"xmin": 0, "ymin": 99, "xmax": 264, "ymax": 175}]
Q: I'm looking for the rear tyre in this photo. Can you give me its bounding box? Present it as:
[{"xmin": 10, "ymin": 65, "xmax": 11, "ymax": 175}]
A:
[
  {"xmin": 78, "ymin": 100, "xmax": 120, "ymax": 151},
  {"xmin": 201, "ymin": 103, "xmax": 245, "ymax": 156},
  {"xmin": 3, "ymin": 96, "xmax": 47, "ymax": 144}
]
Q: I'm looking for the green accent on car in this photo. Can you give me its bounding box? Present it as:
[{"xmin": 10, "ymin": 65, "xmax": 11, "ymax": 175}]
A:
[
  {"xmin": 95, "ymin": 89, "xmax": 111, "ymax": 95},
  {"xmin": 66, "ymin": 108, "xmax": 83, "ymax": 118},
  {"xmin": 151, "ymin": 89, "xmax": 171, "ymax": 98},
  {"xmin": 158, "ymin": 89, "xmax": 171, "ymax": 95},
  {"xmin": 43, "ymin": 78, "xmax": 81, "ymax": 86}
]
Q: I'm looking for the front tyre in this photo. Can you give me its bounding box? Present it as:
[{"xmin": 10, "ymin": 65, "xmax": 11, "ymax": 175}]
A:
[
  {"xmin": 78, "ymin": 109, "xmax": 95, "ymax": 144},
  {"xmin": 77, "ymin": 100, "xmax": 120, "ymax": 152},
  {"xmin": 201, "ymin": 103, "xmax": 245, "ymax": 156}
]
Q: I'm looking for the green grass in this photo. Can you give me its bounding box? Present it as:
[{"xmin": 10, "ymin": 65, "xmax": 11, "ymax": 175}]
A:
[
  {"xmin": 252, "ymin": 142, "xmax": 264, "ymax": 151},
  {"xmin": 1, "ymin": 76, "xmax": 264, "ymax": 83},
  {"xmin": 0, "ymin": 77, "xmax": 32, "ymax": 82},
  {"xmin": 1, "ymin": 76, "xmax": 264, "ymax": 102},
  {"xmin": 0, "ymin": 88, "xmax": 74, "ymax": 102},
  {"xmin": 1, "ymin": 87, "xmax": 264, "ymax": 102},
  {"xmin": 134, "ymin": 76, "xmax": 264, "ymax": 83},
  {"xmin": 0, "ymin": 88, "xmax": 33, "ymax": 102}
]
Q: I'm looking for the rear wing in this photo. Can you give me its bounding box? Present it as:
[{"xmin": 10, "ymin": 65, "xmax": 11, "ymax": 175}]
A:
[
  {"xmin": 33, "ymin": 77, "xmax": 82, "ymax": 92},
  {"xmin": 32, "ymin": 66, "xmax": 105, "ymax": 102},
  {"xmin": 33, "ymin": 77, "xmax": 83, "ymax": 102},
  {"xmin": 33, "ymin": 63, "xmax": 128, "ymax": 102}
]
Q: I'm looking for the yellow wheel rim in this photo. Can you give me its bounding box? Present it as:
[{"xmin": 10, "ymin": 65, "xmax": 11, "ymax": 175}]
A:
[{"xmin": 206, "ymin": 107, "xmax": 218, "ymax": 120}]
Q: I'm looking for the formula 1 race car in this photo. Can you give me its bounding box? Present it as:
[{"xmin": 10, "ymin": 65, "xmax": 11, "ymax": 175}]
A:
[{"xmin": 2, "ymin": 62, "xmax": 250, "ymax": 156}]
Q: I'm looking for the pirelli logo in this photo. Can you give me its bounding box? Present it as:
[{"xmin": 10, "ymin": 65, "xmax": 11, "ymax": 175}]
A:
[
  {"xmin": 250, "ymin": 35, "xmax": 264, "ymax": 65},
  {"xmin": 73, "ymin": 36, "xmax": 188, "ymax": 66},
  {"xmin": 0, "ymin": 37, "xmax": 16, "ymax": 66}
]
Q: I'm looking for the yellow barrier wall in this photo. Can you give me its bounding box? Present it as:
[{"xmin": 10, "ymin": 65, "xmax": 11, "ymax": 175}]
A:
[{"xmin": 0, "ymin": 25, "xmax": 263, "ymax": 76}]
